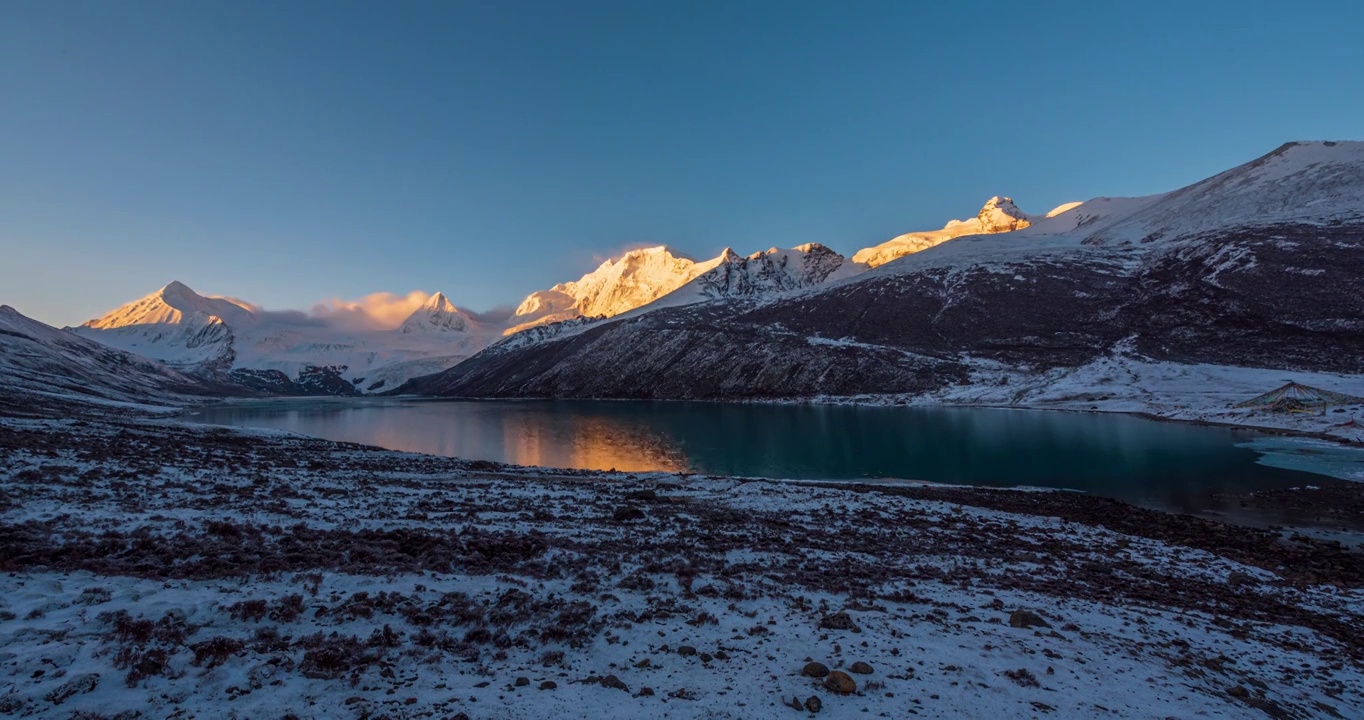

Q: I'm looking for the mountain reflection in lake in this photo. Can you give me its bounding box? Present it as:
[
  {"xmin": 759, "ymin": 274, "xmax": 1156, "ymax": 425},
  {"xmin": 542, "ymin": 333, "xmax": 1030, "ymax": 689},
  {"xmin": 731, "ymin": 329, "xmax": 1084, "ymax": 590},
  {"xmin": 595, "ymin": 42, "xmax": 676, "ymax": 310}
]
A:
[{"xmin": 190, "ymin": 398, "xmax": 1350, "ymax": 520}]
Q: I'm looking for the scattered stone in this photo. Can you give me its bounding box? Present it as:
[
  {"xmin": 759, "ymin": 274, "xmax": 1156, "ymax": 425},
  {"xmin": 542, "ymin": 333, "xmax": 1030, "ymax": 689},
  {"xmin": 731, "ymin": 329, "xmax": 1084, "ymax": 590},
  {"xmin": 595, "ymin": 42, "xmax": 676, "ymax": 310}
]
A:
[
  {"xmin": 44, "ymin": 673, "xmax": 99, "ymax": 705},
  {"xmin": 638, "ymin": 687, "xmax": 655, "ymax": 697},
  {"xmin": 848, "ymin": 661, "xmax": 873, "ymax": 675},
  {"xmin": 788, "ymin": 695, "xmax": 804, "ymax": 710},
  {"xmin": 678, "ymin": 645, "xmax": 697, "ymax": 657},
  {"xmin": 1228, "ymin": 685, "xmax": 1250, "ymax": 699},
  {"xmin": 805, "ymin": 695, "xmax": 823, "ymax": 713},
  {"xmin": 600, "ymin": 674, "xmax": 629, "ymax": 692},
  {"xmin": 801, "ymin": 661, "xmax": 830, "ymax": 678},
  {"xmin": 819, "ymin": 611, "xmax": 861, "ymax": 632},
  {"xmin": 515, "ymin": 676, "xmax": 530, "ymax": 687},
  {"xmin": 823, "ymin": 670, "xmax": 857, "ymax": 694},
  {"xmin": 539, "ymin": 680, "xmax": 557, "ymax": 690},
  {"xmin": 700, "ymin": 652, "xmax": 713, "ymax": 662},
  {"xmin": 1009, "ymin": 609, "xmax": 1051, "ymax": 629},
  {"xmin": 344, "ymin": 696, "xmax": 365, "ymax": 705},
  {"xmin": 1004, "ymin": 668, "xmax": 1040, "ymax": 687},
  {"xmin": 714, "ymin": 650, "xmax": 730, "ymax": 660}
]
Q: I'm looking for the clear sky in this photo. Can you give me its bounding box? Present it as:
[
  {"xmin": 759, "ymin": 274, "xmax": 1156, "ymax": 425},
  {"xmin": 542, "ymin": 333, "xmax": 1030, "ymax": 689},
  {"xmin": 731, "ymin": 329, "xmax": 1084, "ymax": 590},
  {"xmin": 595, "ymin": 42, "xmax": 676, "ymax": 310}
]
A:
[{"xmin": 3, "ymin": 0, "xmax": 1362, "ymax": 327}]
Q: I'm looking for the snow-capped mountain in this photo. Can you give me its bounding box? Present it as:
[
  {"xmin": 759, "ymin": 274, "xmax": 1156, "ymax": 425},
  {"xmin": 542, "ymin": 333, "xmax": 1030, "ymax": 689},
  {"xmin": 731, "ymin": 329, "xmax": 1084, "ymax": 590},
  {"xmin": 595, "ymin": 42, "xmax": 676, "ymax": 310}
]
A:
[
  {"xmin": 399, "ymin": 293, "xmax": 479, "ymax": 335},
  {"xmin": 72, "ymin": 283, "xmax": 498, "ymax": 395},
  {"xmin": 691, "ymin": 243, "xmax": 863, "ymax": 299},
  {"xmin": 626, "ymin": 243, "xmax": 866, "ymax": 313},
  {"xmin": 74, "ymin": 280, "xmax": 251, "ymax": 370},
  {"xmin": 851, "ymin": 197, "xmax": 1081, "ymax": 268},
  {"xmin": 487, "ymin": 243, "xmax": 868, "ymax": 353},
  {"xmin": 405, "ymin": 141, "xmax": 1364, "ymax": 400},
  {"xmin": 509, "ymin": 246, "xmax": 726, "ymax": 332},
  {"xmin": 1, "ymin": 305, "xmax": 230, "ymax": 412},
  {"xmin": 69, "ymin": 241, "xmax": 876, "ymax": 394}
]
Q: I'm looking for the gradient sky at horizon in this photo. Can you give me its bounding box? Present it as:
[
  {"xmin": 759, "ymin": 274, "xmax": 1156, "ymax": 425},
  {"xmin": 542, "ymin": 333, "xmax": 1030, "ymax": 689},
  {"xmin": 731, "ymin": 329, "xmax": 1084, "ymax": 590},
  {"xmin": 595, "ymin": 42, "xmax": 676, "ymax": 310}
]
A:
[{"xmin": 4, "ymin": 0, "xmax": 1363, "ymax": 327}]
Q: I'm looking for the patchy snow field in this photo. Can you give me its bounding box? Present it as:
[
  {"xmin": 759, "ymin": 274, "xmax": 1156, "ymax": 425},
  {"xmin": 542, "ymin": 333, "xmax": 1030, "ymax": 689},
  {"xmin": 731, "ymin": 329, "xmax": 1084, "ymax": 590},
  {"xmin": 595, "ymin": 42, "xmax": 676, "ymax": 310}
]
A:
[
  {"xmin": 2, "ymin": 415, "xmax": 1362, "ymax": 719},
  {"xmin": 799, "ymin": 351, "xmax": 1364, "ymax": 447}
]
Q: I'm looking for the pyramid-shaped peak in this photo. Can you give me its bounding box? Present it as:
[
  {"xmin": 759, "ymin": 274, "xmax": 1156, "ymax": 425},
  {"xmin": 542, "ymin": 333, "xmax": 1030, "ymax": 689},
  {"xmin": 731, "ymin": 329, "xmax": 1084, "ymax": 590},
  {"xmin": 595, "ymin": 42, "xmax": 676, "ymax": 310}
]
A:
[
  {"xmin": 401, "ymin": 292, "xmax": 471, "ymax": 334},
  {"xmin": 424, "ymin": 292, "xmax": 457, "ymax": 312},
  {"xmin": 159, "ymin": 280, "xmax": 204, "ymax": 303}
]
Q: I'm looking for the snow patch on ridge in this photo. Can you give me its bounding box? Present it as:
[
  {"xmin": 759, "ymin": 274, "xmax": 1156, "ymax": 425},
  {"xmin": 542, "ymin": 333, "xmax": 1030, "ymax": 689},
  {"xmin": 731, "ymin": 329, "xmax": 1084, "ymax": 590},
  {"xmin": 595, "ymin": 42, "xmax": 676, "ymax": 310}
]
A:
[{"xmin": 852, "ymin": 196, "xmax": 1076, "ymax": 268}]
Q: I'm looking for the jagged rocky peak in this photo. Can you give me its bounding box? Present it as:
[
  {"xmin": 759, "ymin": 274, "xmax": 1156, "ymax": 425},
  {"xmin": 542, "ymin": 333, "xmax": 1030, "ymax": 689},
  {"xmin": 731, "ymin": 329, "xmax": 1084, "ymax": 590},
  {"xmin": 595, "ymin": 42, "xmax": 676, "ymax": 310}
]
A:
[
  {"xmin": 692, "ymin": 241, "xmax": 860, "ymax": 300},
  {"xmin": 973, "ymin": 196, "xmax": 1033, "ymax": 233}
]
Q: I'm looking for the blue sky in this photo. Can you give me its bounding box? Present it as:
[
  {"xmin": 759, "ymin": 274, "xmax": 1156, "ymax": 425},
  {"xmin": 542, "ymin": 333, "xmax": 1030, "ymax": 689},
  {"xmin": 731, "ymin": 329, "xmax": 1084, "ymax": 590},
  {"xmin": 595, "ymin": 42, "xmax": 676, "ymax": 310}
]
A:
[{"xmin": 4, "ymin": 0, "xmax": 1362, "ymax": 327}]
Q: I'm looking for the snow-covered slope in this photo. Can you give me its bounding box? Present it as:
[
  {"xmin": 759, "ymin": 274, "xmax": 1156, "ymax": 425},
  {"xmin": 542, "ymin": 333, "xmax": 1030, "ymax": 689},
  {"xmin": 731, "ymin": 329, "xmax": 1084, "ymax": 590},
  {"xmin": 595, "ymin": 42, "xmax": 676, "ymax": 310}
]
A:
[
  {"xmin": 74, "ymin": 281, "xmax": 252, "ymax": 370},
  {"xmin": 616, "ymin": 243, "xmax": 865, "ymax": 312},
  {"xmin": 398, "ymin": 293, "xmax": 479, "ymax": 335},
  {"xmin": 509, "ymin": 246, "xmax": 727, "ymax": 332},
  {"xmin": 489, "ymin": 244, "xmax": 867, "ymax": 354},
  {"xmin": 851, "ymin": 197, "xmax": 1080, "ymax": 268},
  {"xmin": 0, "ymin": 305, "xmax": 227, "ymax": 412},
  {"xmin": 684, "ymin": 243, "xmax": 864, "ymax": 300}
]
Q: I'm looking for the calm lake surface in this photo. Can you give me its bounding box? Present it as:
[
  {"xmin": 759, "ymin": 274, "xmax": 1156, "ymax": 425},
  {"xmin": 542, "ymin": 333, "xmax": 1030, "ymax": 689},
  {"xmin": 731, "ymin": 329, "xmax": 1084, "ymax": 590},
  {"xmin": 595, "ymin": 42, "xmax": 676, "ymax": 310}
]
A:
[{"xmin": 187, "ymin": 398, "xmax": 1357, "ymax": 520}]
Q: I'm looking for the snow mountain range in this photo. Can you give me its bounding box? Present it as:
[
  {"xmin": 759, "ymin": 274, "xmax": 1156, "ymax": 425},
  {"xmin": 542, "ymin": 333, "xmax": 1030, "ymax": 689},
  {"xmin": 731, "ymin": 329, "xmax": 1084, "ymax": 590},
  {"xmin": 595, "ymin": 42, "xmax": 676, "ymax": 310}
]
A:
[
  {"xmin": 10, "ymin": 140, "xmax": 1360, "ymax": 407},
  {"xmin": 70, "ymin": 282, "xmax": 498, "ymax": 395},
  {"xmin": 65, "ymin": 196, "xmax": 1047, "ymax": 393},
  {"xmin": 404, "ymin": 141, "xmax": 1364, "ymax": 402}
]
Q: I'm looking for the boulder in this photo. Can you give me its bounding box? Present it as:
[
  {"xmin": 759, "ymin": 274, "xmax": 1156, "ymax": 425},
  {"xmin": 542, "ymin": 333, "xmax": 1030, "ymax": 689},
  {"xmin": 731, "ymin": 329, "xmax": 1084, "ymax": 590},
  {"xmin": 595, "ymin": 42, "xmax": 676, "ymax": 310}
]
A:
[{"xmin": 823, "ymin": 670, "xmax": 856, "ymax": 694}]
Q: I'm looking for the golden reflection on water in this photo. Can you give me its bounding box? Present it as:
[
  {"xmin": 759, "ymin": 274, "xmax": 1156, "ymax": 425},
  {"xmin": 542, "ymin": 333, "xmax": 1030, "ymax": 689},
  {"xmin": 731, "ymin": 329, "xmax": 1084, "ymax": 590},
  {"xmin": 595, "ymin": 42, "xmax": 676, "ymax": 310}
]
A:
[
  {"xmin": 502, "ymin": 413, "xmax": 688, "ymax": 472},
  {"xmin": 346, "ymin": 402, "xmax": 687, "ymax": 472}
]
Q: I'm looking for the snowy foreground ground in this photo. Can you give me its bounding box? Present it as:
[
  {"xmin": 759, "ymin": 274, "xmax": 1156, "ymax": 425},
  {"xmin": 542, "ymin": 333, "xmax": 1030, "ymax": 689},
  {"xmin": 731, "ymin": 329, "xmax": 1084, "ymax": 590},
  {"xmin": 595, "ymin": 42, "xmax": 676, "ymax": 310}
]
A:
[{"xmin": 2, "ymin": 415, "xmax": 1363, "ymax": 719}]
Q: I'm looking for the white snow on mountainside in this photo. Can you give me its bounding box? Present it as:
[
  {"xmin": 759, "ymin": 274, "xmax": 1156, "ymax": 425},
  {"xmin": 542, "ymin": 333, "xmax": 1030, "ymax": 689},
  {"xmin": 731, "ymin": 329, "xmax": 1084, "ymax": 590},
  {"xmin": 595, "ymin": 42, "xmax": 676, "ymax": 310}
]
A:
[
  {"xmin": 508, "ymin": 246, "xmax": 727, "ymax": 333},
  {"xmin": 635, "ymin": 243, "xmax": 865, "ymax": 311},
  {"xmin": 1, "ymin": 305, "xmax": 216, "ymax": 407},
  {"xmin": 398, "ymin": 293, "xmax": 480, "ymax": 335},
  {"xmin": 486, "ymin": 243, "xmax": 870, "ymax": 353},
  {"xmin": 75, "ymin": 280, "xmax": 251, "ymax": 369},
  {"xmin": 851, "ymin": 196, "xmax": 1082, "ymax": 268}
]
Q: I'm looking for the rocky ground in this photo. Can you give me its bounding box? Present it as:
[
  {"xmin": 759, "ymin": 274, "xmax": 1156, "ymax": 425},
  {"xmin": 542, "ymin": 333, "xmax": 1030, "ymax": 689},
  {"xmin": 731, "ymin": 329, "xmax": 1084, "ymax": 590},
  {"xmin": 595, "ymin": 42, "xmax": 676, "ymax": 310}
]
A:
[{"xmin": 2, "ymin": 414, "xmax": 1363, "ymax": 719}]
